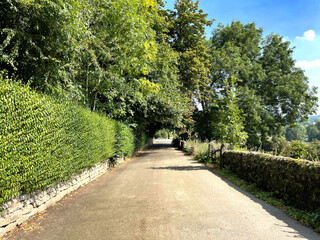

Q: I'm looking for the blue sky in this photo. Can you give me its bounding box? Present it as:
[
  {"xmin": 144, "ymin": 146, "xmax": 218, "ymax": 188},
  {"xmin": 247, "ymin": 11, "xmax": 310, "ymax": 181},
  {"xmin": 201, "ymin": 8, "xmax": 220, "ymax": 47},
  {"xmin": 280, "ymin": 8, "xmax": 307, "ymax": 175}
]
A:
[{"xmin": 165, "ymin": 0, "xmax": 320, "ymax": 114}]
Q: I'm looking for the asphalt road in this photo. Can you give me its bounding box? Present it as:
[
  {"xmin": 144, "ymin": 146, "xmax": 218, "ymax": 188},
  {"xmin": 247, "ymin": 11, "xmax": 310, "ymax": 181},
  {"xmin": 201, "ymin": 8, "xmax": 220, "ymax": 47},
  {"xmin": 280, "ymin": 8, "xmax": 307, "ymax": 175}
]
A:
[{"xmin": 4, "ymin": 139, "xmax": 320, "ymax": 240}]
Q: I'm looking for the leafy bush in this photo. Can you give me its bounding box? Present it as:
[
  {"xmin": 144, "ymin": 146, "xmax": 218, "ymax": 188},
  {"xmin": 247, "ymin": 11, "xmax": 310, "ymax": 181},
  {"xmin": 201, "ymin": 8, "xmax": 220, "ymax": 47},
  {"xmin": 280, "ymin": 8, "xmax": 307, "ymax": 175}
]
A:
[
  {"xmin": 154, "ymin": 129, "xmax": 170, "ymax": 139},
  {"xmin": 0, "ymin": 75, "xmax": 146, "ymax": 205},
  {"xmin": 284, "ymin": 140, "xmax": 310, "ymax": 160},
  {"xmin": 272, "ymin": 139, "xmax": 320, "ymax": 161},
  {"xmin": 182, "ymin": 140, "xmax": 209, "ymax": 162},
  {"xmin": 260, "ymin": 137, "xmax": 320, "ymax": 162},
  {"xmin": 306, "ymin": 140, "xmax": 320, "ymax": 161},
  {"xmin": 193, "ymin": 142, "xmax": 209, "ymax": 163},
  {"xmin": 184, "ymin": 140, "xmax": 195, "ymax": 155},
  {"xmin": 134, "ymin": 131, "xmax": 149, "ymax": 152},
  {"xmin": 114, "ymin": 122, "xmax": 135, "ymax": 158},
  {"xmin": 222, "ymin": 151, "xmax": 320, "ymax": 210}
]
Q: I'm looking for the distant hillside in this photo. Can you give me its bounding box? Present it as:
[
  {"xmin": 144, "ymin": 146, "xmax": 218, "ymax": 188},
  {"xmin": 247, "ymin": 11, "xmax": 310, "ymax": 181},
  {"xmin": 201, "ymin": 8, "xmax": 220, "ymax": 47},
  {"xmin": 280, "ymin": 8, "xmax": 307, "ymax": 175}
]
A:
[{"xmin": 309, "ymin": 115, "xmax": 320, "ymax": 123}]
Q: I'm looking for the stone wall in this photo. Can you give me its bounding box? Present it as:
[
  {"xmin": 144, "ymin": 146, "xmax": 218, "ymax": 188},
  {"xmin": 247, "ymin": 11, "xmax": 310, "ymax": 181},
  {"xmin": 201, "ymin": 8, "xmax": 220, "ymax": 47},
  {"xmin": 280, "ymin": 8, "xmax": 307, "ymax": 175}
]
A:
[{"xmin": 0, "ymin": 157, "xmax": 124, "ymax": 237}]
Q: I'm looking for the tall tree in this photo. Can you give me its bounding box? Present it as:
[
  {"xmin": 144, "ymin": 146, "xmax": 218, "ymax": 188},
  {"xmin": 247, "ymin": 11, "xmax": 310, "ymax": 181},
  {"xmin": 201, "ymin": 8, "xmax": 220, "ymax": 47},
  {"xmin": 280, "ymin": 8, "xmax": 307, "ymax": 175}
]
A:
[
  {"xmin": 206, "ymin": 21, "xmax": 264, "ymax": 146},
  {"xmin": 215, "ymin": 77, "xmax": 248, "ymax": 148},
  {"xmin": 259, "ymin": 34, "xmax": 318, "ymax": 126},
  {"xmin": 0, "ymin": 0, "xmax": 89, "ymax": 93},
  {"xmin": 0, "ymin": 0, "xmax": 189, "ymax": 135},
  {"xmin": 69, "ymin": 0, "xmax": 190, "ymax": 134},
  {"xmin": 167, "ymin": 0, "xmax": 213, "ymax": 102},
  {"xmin": 203, "ymin": 20, "xmax": 318, "ymax": 149},
  {"xmin": 285, "ymin": 124, "xmax": 307, "ymax": 141}
]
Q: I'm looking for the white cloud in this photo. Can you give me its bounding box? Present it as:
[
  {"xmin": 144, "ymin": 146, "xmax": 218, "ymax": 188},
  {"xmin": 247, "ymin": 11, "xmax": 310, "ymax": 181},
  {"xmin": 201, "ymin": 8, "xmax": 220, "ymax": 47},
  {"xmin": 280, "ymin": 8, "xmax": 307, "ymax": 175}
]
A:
[
  {"xmin": 296, "ymin": 30, "xmax": 316, "ymax": 41},
  {"xmin": 282, "ymin": 36, "xmax": 290, "ymax": 42},
  {"xmin": 296, "ymin": 59, "xmax": 320, "ymax": 70}
]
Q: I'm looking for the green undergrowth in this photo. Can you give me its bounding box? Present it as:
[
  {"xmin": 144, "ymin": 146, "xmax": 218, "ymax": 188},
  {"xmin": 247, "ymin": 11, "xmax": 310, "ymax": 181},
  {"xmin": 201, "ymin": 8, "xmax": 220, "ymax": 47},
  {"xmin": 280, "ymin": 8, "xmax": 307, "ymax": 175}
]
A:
[{"xmin": 206, "ymin": 162, "xmax": 320, "ymax": 233}]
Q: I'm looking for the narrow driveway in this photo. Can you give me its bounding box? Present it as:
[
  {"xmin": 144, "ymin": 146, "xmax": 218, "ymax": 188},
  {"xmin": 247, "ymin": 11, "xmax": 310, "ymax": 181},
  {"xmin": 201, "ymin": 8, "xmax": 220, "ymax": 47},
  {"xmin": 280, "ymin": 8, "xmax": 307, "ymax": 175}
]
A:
[{"xmin": 5, "ymin": 140, "xmax": 320, "ymax": 240}]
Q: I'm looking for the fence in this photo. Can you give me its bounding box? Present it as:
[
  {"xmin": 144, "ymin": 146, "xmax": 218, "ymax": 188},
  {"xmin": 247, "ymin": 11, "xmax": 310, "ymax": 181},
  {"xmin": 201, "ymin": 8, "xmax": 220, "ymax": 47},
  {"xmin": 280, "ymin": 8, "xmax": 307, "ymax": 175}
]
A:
[{"xmin": 177, "ymin": 140, "xmax": 224, "ymax": 163}]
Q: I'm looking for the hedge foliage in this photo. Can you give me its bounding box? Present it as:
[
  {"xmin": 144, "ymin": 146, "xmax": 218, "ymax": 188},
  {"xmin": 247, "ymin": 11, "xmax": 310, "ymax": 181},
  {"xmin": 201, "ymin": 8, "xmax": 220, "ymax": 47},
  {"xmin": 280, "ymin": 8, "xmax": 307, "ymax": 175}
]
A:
[
  {"xmin": 114, "ymin": 122, "xmax": 135, "ymax": 158},
  {"xmin": 222, "ymin": 151, "xmax": 320, "ymax": 210},
  {"xmin": 0, "ymin": 75, "xmax": 145, "ymax": 205}
]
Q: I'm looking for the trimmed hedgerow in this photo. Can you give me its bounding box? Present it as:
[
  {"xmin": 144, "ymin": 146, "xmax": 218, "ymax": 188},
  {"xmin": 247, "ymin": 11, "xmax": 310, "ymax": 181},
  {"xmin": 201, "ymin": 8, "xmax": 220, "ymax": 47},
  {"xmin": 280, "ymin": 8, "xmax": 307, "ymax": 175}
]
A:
[
  {"xmin": 134, "ymin": 131, "xmax": 149, "ymax": 152},
  {"xmin": 222, "ymin": 151, "xmax": 320, "ymax": 210},
  {"xmin": 114, "ymin": 121, "xmax": 135, "ymax": 158},
  {"xmin": 0, "ymin": 75, "xmax": 144, "ymax": 205}
]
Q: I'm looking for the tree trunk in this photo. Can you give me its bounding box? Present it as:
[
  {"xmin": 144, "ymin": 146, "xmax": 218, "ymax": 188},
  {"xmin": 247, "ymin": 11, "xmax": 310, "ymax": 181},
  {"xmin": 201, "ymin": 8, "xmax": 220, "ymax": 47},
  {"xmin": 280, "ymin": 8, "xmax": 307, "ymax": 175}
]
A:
[{"xmin": 93, "ymin": 91, "xmax": 98, "ymax": 112}]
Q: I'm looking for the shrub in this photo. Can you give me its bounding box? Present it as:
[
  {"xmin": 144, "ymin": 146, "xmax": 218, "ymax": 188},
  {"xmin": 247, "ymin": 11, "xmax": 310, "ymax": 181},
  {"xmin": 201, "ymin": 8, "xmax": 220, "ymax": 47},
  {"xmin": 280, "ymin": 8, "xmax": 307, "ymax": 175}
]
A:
[
  {"xmin": 193, "ymin": 141, "xmax": 210, "ymax": 162},
  {"xmin": 114, "ymin": 122, "xmax": 135, "ymax": 158},
  {"xmin": 154, "ymin": 129, "xmax": 169, "ymax": 139},
  {"xmin": 181, "ymin": 140, "xmax": 210, "ymax": 162},
  {"xmin": 184, "ymin": 140, "xmax": 195, "ymax": 155},
  {"xmin": 134, "ymin": 131, "xmax": 149, "ymax": 152},
  {"xmin": 276, "ymin": 140, "xmax": 320, "ymax": 162},
  {"xmin": 222, "ymin": 151, "xmax": 320, "ymax": 210},
  {"xmin": 284, "ymin": 140, "xmax": 310, "ymax": 160},
  {"xmin": 307, "ymin": 140, "xmax": 320, "ymax": 161}
]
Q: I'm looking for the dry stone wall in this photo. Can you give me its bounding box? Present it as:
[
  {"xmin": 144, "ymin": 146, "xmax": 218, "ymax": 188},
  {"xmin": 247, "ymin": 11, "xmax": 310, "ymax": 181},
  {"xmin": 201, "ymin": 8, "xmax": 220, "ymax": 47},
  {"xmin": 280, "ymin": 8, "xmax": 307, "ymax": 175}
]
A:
[{"xmin": 0, "ymin": 157, "xmax": 124, "ymax": 237}]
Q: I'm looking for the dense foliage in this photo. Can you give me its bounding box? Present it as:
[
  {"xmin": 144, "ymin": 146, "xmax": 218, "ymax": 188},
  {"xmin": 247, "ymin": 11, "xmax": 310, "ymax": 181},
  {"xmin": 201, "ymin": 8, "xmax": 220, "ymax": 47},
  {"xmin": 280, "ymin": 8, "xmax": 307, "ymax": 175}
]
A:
[
  {"xmin": 1, "ymin": 0, "xmax": 316, "ymax": 147},
  {"xmin": 285, "ymin": 124, "xmax": 307, "ymax": 141},
  {"xmin": 0, "ymin": 0, "xmax": 189, "ymax": 134},
  {"xmin": 222, "ymin": 151, "xmax": 320, "ymax": 211},
  {"xmin": 194, "ymin": 21, "xmax": 317, "ymax": 149},
  {"xmin": 0, "ymin": 75, "xmax": 146, "ymax": 205},
  {"xmin": 167, "ymin": 0, "xmax": 213, "ymax": 102},
  {"xmin": 271, "ymin": 138, "xmax": 320, "ymax": 162},
  {"xmin": 0, "ymin": 0, "xmax": 319, "ymax": 205},
  {"xmin": 154, "ymin": 129, "xmax": 172, "ymax": 139}
]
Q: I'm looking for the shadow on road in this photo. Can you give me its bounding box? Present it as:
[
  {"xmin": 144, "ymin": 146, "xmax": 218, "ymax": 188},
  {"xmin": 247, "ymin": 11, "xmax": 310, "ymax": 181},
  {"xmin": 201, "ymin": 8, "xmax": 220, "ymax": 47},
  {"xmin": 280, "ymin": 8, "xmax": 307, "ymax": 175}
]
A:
[
  {"xmin": 135, "ymin": 151, "xmax": 155, "ymax": 158},
  {"xmin": 135, "ymin": 141, "xmax": 172, "ymax": 158},
  {"xmin": 149, "ymin": 165, "xmax": 207, "ymax": 171},
  {"xmin": 150, "ymin": 141, "xmax": 172, "ymax": 150},
  {"xmin": 150, "ymin": 144, "xmax": 172, "ymax": 149}
]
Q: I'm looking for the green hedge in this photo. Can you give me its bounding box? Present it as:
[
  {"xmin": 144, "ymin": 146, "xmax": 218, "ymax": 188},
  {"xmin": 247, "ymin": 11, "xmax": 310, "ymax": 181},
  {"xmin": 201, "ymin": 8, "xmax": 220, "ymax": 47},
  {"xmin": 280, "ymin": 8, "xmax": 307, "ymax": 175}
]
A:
[
  {"xmin": 0, "ymin": 75, "xmax": 144, "ymax": 205},
  {"xmin": 134, "ymin": 131, "xmax": 149, "ymax": 152},
  {"xmin": 222, "ymin": 151, "xmax": 320, "ymax": 210},
  {"xmin": 114, "ymin": 121, "xmax": 135, "ymax": 158}
]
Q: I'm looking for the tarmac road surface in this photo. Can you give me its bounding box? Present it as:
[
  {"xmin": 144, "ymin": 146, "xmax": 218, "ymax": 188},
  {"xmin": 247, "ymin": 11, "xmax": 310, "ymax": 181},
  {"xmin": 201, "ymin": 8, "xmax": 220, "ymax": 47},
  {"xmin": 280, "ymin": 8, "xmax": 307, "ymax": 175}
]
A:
[{"xmin": 4, "ymin": 139, "xmax": 320, "ymax": 240}]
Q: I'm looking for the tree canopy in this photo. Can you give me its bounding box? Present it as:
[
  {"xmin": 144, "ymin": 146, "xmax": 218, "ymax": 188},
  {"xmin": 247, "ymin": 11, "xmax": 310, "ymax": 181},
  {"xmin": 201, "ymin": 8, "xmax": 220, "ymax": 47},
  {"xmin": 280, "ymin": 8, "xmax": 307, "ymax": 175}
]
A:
[
  {"xmin": 167, "ymin": 0, "xmax": 213, "ymax": 102},
  {"xmin": 0, "ymin": 0, "xmax": 190, "ymax": 134},
  {"xmin": 194, "ymin": 20, "xmax": 318, "ymax": 148},
  {"xmin": 0, "ymin": 0, "xmax": 317, "ymax": 145}
]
